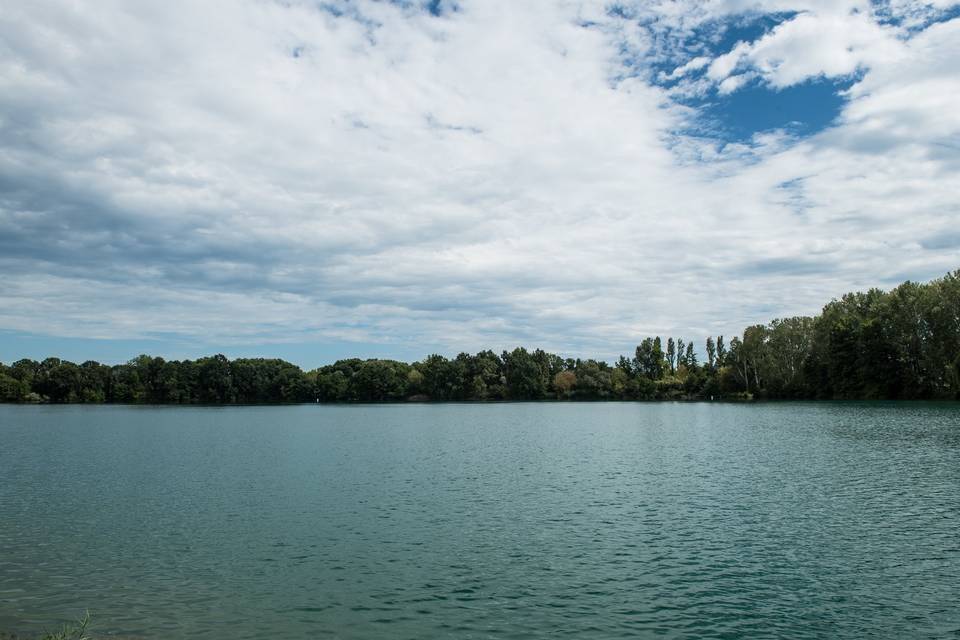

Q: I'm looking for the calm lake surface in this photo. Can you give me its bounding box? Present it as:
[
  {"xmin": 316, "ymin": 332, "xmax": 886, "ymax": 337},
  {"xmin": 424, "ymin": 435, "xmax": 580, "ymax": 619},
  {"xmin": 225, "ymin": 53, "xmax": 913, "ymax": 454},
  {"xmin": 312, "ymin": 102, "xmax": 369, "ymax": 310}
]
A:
[{"xmin": 1, "ymin": 403, "xmax": 959, "ymax": 639}]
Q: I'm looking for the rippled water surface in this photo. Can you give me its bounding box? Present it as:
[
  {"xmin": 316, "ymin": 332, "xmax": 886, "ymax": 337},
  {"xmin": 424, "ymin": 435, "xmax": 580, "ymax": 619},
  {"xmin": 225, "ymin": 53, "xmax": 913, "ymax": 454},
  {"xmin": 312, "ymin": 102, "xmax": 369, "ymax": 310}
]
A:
[{"xmin": 1, "ymin": 403, "xmax": 959, "ymax": 638}]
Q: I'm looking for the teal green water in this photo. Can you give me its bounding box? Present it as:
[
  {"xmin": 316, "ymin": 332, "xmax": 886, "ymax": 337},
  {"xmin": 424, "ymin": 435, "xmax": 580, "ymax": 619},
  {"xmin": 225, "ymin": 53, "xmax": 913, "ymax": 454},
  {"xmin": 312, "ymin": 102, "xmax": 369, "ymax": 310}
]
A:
[{"xmin": 1, "ymin": 403, "xmax": 958, "ymax": 638}]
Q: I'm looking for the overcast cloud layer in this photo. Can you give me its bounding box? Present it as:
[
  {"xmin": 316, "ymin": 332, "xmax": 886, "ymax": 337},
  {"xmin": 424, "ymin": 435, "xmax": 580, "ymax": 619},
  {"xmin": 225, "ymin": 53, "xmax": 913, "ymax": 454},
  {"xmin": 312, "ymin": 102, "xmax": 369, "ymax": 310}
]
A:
[{"xmin": 1, "ymin": 0, "xmax": 958, "ymax": 364}]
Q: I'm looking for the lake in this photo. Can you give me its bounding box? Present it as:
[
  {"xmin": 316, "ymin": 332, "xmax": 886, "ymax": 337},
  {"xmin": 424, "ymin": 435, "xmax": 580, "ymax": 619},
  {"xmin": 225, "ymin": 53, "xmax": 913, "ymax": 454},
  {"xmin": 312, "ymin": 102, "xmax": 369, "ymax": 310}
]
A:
[{"xmin": 1, "ymin": 402, "xmax": 958, "ymax": 638}]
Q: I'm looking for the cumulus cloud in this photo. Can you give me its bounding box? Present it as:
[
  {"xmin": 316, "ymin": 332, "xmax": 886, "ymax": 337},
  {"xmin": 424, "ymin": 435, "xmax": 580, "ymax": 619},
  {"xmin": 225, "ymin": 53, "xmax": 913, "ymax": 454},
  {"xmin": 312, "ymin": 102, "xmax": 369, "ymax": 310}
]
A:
[
  {"xmin": 0, "ymin": 0, "xmax": 958, "ymax": 363},
  {"xmin": 703, "ymin": 7, "xmax": 902, "ymax": 91}
]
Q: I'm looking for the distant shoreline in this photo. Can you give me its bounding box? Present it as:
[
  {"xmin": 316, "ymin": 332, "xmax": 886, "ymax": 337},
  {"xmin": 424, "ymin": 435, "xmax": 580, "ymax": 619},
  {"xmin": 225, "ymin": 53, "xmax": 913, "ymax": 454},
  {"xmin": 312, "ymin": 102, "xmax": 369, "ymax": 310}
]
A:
[
  {"xmin": 4, "ymin": 397, "xmax": 958, "ymax": 407},
  {"xmin": 2, "ymin": 270, "xmax": 958, "ymax": 404}
]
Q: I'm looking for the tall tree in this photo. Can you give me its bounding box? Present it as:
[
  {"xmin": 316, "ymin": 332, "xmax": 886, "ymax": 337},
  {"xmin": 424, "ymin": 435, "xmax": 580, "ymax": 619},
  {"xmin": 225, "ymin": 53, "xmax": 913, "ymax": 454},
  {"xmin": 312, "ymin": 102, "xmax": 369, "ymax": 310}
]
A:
[
  {"xmin": 666, "ymin": 338, "xmax": 676, "ymax": 374},
  {"xmin": 705, "ymin": 337, "xmax": 717, "ymax": 370},
  {"xmin": 634, "ymin": 338, "xmax": 664, "ymax": 380},
  {"xmin": 684, "ymin": 342, "xmax": 697, "ymax": 369}
]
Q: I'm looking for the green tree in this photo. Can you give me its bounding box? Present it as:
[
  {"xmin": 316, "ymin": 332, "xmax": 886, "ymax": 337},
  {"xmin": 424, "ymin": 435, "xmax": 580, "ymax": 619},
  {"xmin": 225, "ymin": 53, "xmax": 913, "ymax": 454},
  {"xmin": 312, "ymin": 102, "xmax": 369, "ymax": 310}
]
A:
[
  {"xmin": 683, "ymin": 342, "xmax": 697, "ymax": 369},
  {"xmin": 634, "ymin": 337, "xmax": 665, "ymax": 380},
  {"xmin": 502, "ymin": 347, "xmax": 549, "ymax": 399},
  {"xmin": 705, "ymin": 337, "xmax": 716, "ymax": 370},
  {"xmin": 0, "ymin": 370, "xmax": 29, "ymax": 401},
  {"xmin": 196, "ymin": 354, "xmax": 234, "ymax": 403},
  {"xmin": 716, "ymin": 335, "xmax": 726, "ymax": 366}
]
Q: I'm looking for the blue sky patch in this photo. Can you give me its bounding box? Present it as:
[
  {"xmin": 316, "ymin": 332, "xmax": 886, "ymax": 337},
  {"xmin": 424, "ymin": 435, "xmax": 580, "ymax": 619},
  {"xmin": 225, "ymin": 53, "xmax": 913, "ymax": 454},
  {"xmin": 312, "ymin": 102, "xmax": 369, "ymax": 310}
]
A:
[
  {"xmin": 603, "ymin": 10, "xmax": 856, "ymax": 143},
  {"xmin": 687, "ymin": 76, "xmax": 856, "ymax": 143},
  {"xmin": 642, "ymin": 11, "xmax": 799, "ymax": 84}
]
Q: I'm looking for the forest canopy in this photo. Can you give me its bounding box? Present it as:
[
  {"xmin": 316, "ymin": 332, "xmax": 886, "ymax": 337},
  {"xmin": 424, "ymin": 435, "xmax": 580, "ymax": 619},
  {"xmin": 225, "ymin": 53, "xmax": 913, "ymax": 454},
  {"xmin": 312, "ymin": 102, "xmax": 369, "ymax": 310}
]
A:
[{"xmin": 2, "ymin": 270, "xmax": 958, "ymax": 403}]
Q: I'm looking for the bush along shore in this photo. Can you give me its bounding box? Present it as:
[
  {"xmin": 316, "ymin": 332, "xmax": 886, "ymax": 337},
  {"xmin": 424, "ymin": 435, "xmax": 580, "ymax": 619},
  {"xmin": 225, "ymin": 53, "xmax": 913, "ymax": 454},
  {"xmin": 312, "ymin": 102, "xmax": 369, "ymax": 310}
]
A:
[
  {"xmin": 1, "ymin": 612, "xmax": 93, "ymax": 640},
  {"xmin": 2, "ymin": 270, "xmax": 959, "ymax": 403}
]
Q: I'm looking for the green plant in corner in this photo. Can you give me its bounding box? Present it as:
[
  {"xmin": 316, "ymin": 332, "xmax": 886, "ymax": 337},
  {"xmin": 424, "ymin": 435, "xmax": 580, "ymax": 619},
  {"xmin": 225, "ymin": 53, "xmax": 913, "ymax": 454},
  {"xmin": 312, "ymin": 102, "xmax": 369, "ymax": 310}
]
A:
[{"xmin": 40, "ymin": 612, "xmax": 91, "ymax": 640}]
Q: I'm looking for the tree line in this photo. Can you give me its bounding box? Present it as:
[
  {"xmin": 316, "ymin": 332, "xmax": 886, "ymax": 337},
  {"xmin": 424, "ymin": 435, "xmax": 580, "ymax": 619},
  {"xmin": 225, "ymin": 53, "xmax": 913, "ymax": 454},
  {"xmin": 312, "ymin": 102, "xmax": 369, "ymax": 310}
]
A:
[{"xmin": 2, "ymin": 270, "xmax": 958, "ymax": 403}]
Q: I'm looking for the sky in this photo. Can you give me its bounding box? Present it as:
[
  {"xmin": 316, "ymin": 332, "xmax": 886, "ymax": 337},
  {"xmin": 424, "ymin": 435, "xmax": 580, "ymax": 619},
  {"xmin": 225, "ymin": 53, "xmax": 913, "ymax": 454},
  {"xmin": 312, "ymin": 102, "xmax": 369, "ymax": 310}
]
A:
[{"xmin": 1, "ymin": 0, "xmax": 959, "ymax": 368}]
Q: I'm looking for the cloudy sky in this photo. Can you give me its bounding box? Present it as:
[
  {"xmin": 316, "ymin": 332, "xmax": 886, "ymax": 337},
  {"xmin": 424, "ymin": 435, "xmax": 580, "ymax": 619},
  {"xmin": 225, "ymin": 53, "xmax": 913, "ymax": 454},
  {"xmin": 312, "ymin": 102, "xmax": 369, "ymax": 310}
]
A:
[{"xmin": 1, "ymin": 0, "xmax": 958, "ymax": 367}]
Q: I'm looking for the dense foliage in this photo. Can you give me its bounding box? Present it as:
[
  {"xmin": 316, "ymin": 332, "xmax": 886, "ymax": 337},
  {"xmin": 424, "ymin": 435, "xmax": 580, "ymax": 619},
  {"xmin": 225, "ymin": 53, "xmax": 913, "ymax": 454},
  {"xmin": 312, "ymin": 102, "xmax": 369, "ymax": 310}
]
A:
[{"xmin": 2, "ymin": 271, "xmax": 958, "ymax": 403}]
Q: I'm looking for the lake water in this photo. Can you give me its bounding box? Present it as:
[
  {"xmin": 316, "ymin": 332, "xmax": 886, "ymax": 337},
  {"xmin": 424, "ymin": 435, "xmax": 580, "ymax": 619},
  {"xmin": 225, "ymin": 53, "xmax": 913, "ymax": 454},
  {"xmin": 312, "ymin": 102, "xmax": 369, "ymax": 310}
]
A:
[{"xmin": 1, "ymin": 402, "xmax": 959, "ymax": 639}]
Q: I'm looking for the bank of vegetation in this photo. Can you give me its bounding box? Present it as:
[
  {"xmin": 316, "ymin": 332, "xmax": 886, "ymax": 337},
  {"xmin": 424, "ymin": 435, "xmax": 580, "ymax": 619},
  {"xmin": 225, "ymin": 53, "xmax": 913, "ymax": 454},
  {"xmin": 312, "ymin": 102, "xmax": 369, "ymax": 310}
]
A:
[
  {"xmin": 2, "ymin": 271, "xmax": 958, "ymax": 403},
  {"xmin": 0, "ymin": 612, "xmax": 92, "ymax": 640}
]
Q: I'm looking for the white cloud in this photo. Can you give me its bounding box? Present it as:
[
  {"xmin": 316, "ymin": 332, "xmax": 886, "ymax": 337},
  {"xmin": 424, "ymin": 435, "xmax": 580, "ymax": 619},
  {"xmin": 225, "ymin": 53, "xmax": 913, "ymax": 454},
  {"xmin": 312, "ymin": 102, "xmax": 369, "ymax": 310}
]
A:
[
  {"xmin": 663, "ymin": 55, "xmax": 711, "ymax": 81},
  {"xmin": 0, "ymin": 0, "xmax": 958, "ymax": 363},
  {"xmin": 704, "ymin": 9, "xmax": 902, "ymax": 90},
  {"xmin": 839, "ymin": 18, "xmax": 960, "ymax": 150}
]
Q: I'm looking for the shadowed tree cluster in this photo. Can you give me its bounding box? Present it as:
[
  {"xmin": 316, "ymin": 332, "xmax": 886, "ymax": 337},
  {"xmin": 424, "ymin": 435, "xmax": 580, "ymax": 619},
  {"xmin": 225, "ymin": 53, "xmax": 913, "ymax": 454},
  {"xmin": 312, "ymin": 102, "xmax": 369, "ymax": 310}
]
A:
[
  {"xmin": 2, "ymin": 270, "xmax": 958, "ymax": 403},
  {"xmin": 0, "ymin": 355, "xmax": 313, "ymax": 404}
]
